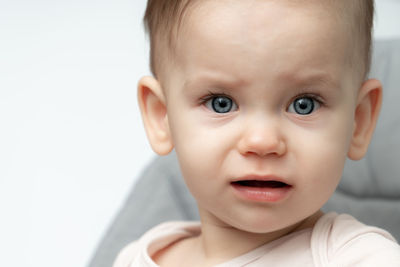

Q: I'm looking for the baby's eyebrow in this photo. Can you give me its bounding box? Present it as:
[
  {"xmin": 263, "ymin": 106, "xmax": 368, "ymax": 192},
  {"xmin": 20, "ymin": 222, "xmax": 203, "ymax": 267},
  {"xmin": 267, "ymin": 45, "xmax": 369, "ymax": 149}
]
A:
[
  {"xmin": 183, "ymin": 72, "xmax": 247, "ymax": 92},
  {"xmin": 281, "ymin": 71, "xmax": 340, "ymax": 90},
  {"xmin": 182, "ymin": 70, "xmax": 341, "ymax": 94}
]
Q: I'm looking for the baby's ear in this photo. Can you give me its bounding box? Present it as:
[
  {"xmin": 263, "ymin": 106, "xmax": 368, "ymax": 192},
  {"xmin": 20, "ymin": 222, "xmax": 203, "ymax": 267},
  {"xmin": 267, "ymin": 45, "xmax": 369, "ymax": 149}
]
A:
[
  {"xmin": 137, "ymin": 76, "xmax": 173, "ymax": 155},
  {"xmin": 348, "ymin": 79, "xmax": 382, "ymax": 160}
]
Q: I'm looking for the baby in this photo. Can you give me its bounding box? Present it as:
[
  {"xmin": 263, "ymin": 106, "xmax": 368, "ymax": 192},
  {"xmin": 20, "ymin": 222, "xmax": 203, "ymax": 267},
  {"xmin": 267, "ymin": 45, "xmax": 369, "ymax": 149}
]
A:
[{"xmin": 114, "ymin": 0, "xmax": 400, "ymax": 266}]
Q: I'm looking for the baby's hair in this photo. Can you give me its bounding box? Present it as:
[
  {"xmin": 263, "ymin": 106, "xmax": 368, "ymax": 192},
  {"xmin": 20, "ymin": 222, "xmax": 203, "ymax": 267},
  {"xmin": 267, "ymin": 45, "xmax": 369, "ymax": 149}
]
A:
[
  {"xmin": 144, "ymin": 0, "xmax": 374, "ymax": 83},
  {"xmin": 143, "ymin": 0, "xmax": 196, "ymax": 81},
  {"xmin": 343, "ymin": 0, "xmax": 375, "ymax": 82}
]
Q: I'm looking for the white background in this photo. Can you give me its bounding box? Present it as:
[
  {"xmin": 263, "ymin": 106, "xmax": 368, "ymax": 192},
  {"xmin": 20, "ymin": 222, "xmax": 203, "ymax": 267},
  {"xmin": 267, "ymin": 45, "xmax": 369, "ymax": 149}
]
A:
[{"xmin": 0, "ymin": 0, "xmax": 399, "ymax": 266}]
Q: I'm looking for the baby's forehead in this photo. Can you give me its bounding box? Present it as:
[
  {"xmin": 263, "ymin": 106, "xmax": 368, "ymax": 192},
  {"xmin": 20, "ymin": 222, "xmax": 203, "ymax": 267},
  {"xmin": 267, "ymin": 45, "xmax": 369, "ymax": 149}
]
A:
[
  {"xmin": 152, "ymin": 0, "xmax": 368, "ymax": 87},
  {"xmin": 178, "ymin": 0, "xmax": 343, "ymax": 29},
  {"xmin": 176, "ymin": 4, "xmax": 348, "ymax": 64},
  {"xmin": 173, "ymin": 1, "xmax": 349, "ymax": 57}
]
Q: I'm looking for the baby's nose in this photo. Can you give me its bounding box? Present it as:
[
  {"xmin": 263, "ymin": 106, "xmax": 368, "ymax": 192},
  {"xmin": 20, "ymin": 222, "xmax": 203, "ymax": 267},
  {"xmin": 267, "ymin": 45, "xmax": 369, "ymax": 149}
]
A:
[{"xmin": 236, "ymin": 118, "xmax": 286, "ymax": 157}]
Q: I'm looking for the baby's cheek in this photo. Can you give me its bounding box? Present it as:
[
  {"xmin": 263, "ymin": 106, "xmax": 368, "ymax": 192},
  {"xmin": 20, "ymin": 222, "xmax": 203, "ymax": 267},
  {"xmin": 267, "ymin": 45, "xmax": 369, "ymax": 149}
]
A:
[
  {"xmin": 174, "ymin": 129, "xmax": 213, "ymax": 168},
  {"xmin": 303, "ymin": 141, "xmax": 346, "ymax": 190},
  {"xmin": 294, "ymin": 129, "xmax": 348, "ymax": 183}
]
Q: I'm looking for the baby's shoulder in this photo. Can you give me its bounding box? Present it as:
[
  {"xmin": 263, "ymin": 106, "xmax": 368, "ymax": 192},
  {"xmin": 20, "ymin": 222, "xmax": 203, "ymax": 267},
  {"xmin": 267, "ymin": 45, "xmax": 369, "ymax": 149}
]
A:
[
  {"xmin": 312, "ymin": 213, "xmax": 400, "ymax": 266},
  {"xmin": 112, "ymin": 240, "xmax": 139, "ymax": 267},
  {"xmin": 112, "ymin": 221, "xmax": 201, "ymax": 267}
]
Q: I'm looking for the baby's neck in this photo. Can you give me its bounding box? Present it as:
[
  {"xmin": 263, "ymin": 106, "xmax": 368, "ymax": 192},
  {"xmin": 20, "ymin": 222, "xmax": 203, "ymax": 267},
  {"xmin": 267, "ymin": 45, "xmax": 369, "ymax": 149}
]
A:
[
  {"xmin": 196, "ymin": 210, "xmax": 324, "ymax": 264},
  {"xmin": 153, "ymin": 210, "xmax": 324, "ymax": 267}
]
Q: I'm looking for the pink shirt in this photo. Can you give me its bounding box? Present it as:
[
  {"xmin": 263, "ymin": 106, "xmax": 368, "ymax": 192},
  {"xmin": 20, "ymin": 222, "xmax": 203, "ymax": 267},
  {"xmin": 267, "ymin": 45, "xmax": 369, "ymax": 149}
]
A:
[{"xmin": 113, "ymin": 213, "xmax": 400, "ymax": 266}]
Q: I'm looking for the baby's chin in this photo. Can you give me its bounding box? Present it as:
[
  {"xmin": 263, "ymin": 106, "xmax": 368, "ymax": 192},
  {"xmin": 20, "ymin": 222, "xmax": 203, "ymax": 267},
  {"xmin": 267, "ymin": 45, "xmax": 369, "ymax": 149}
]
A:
[{"xmin": 225, "ymin": 210, "xmax": 323, "ymax": 235}]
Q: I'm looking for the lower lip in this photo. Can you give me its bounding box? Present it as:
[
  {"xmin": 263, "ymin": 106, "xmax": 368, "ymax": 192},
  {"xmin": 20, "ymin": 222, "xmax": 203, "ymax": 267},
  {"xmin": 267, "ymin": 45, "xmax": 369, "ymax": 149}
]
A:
[{"xmin": 231, "ymin": 183, "xmax": 292, "ymax": 202}]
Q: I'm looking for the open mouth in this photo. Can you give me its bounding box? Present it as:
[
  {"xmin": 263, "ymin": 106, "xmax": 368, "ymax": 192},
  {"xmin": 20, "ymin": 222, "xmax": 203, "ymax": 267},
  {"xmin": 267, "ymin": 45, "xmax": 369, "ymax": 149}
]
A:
[
  {"xmin": 231, "ymin": 180, "xmax": 290, "ymax": 188},
  {"xmin": 230, "ymin": 179, "xmax": 292, "ymax": 202}
]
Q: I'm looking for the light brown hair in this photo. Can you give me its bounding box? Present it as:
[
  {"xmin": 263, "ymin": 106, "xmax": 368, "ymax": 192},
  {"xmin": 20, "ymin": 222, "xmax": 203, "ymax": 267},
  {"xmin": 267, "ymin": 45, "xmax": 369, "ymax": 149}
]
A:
[{"xmin": 143, "ymin": 0, "xmax": 374, "ymax": 82}]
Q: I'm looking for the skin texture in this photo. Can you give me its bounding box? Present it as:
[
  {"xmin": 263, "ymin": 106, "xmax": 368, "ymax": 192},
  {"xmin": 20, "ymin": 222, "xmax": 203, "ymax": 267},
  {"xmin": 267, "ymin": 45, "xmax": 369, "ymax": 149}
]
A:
[{"xmin": 138, "ymin": 1, "xmax": 382, "ymax": 266}]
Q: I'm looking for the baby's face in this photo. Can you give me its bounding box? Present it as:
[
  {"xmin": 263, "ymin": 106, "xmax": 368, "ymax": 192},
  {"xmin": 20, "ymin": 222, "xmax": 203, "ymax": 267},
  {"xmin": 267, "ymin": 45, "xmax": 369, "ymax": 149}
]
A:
[{"xmin": 163, "ymin": 1, "xmax": 358, "ymax": 232}]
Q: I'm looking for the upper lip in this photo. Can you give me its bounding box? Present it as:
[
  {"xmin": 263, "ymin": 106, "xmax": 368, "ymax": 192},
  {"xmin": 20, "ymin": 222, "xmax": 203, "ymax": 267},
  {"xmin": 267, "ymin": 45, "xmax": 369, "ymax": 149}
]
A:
[{"xmin": 231, "ymin": 174, "xmax": 291, "ymax": 186}]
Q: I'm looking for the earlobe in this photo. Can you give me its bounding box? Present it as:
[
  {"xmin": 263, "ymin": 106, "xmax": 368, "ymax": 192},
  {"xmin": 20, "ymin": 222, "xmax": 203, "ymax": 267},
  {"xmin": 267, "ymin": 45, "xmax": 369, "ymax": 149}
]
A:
[
  {"xmin": 348, "ymin": 79, "xmax": 382, "ymax": 160},
  {"xmin": 137, "ymin": 76, "xmax": 173, "ymax": 155}
]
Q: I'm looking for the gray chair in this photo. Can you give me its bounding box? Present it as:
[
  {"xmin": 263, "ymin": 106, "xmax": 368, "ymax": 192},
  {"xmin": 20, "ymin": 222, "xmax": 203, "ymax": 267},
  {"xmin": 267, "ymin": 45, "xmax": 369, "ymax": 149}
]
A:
[{"xmin": 88, "ymin": 39, "xmax": 400, "ymax": 267}]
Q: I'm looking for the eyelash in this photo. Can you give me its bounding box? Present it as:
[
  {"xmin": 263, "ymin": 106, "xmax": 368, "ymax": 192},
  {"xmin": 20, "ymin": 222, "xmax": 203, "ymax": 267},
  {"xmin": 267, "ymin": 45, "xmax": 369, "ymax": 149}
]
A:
[
  {"xmin": 288, "ymin": 93, "xmax": 325, "ymax": 107},
  {"xmin": 199, "ymin": 91, "xmax": 231, "ymax": 104}
]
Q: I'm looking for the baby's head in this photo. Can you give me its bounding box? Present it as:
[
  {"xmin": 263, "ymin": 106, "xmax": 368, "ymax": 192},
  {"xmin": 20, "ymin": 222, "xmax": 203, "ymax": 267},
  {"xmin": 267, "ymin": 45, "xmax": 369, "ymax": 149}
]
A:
[
  {"xmin": 144, "ymin": 0, "xmax": 374, "ymax": 85},
  {"xmin": 138, "ymin": 0, "xmax": 382, "ymax": 234}
]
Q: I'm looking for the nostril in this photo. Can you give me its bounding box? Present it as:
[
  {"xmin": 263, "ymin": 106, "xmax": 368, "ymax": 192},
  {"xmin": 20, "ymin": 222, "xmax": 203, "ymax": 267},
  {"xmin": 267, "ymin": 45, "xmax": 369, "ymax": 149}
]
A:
[{"xmin": 237, "ymin": 129, "xmax": 286, "ymax": 157}]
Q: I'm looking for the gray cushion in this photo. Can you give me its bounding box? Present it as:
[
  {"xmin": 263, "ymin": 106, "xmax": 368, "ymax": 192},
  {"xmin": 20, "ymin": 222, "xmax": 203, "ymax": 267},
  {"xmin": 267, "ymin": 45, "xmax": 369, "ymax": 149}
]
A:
[
  {"xmin": 88, "ymin": 39, "xmax": 400, "ymax": 267},
  {"xmin": 88, "ymin": 152, "xmax": 197, "ymax": 267},
  {"xmin": 322, "ymin": 38, "xmax": 400, "ymax": 240},
  {"xmin": 340, "ymin": 39, "xmax": 400, "ymax": 198}
]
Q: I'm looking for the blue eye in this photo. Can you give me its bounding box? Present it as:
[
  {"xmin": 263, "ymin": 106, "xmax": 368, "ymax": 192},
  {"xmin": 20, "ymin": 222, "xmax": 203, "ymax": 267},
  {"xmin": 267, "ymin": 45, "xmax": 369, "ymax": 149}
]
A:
[
  {"xmin": 205, "ymin": 95, "xmax": 237, "ymax": 113},
  {"xmin": 288, "ymin": 96, "xmax": 320, "ymax": 115}
]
